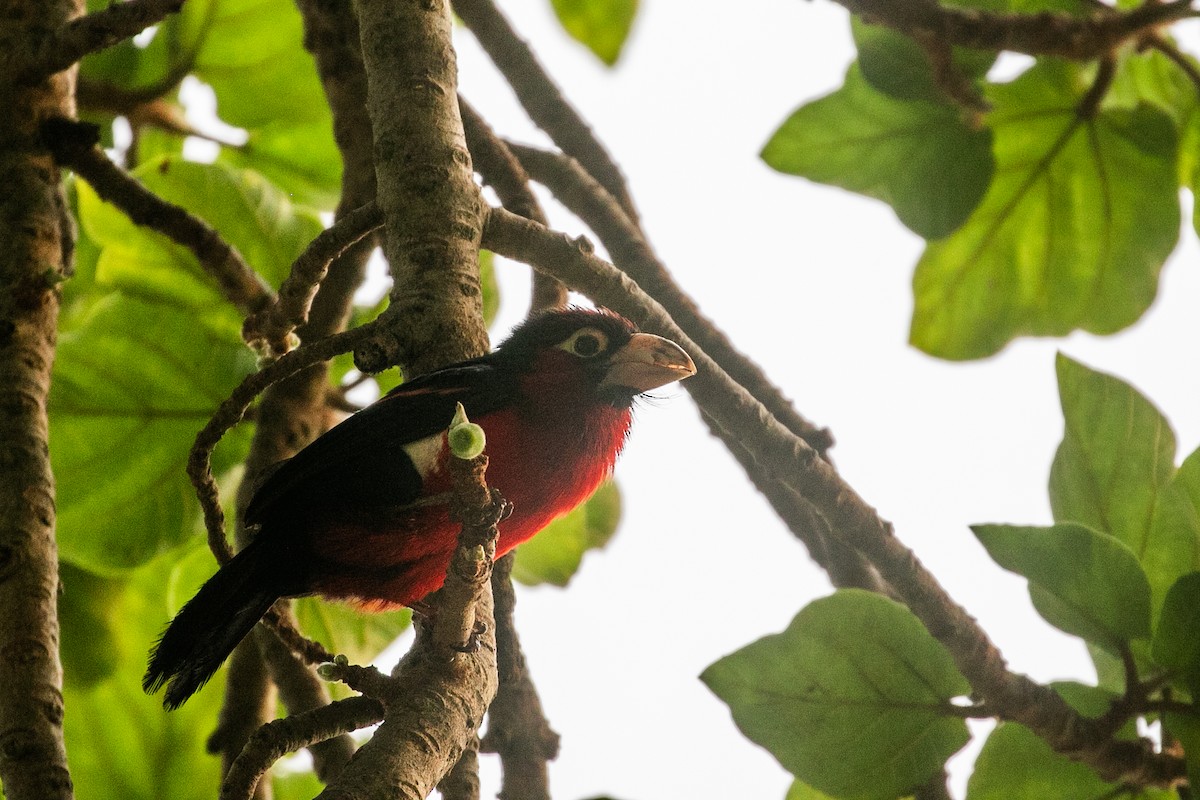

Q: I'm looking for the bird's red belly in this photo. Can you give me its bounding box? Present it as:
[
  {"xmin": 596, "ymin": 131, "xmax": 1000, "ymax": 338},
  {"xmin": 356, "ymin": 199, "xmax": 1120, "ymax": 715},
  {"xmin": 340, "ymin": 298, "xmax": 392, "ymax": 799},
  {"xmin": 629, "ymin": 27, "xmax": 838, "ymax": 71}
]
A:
[{"xmin": 305, "ymin": 404, "xmax": 629, "ymax": 608}]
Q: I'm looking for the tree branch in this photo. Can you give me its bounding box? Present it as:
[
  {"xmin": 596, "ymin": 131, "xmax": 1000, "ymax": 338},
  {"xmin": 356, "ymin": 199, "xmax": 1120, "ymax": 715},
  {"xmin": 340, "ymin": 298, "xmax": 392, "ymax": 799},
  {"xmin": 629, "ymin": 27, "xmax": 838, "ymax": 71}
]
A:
[
  {"xmin": 480, "ymin": 555, "xmax": 559, "ymax": 800},
  {"xmin": 188, "ymin": 322, "xmax": 382, "ymax": 567},
  {"xmin": 255, "ymin": 626, "xmax": 354, "ymax": 781},
  {"xmin": 480, "ymin": 206, "xmax": 1187, "ymax": 788},
  {"xmin": 242, "ymin": 201, "xmax": 383, "ymax": 354},
  {"xmin": 458, "ymin": 96, "xmax": 567, "ymax": 312},
  {"xmin": 438, "ymin": 735, "xmax": 482, "ymax": 800},
  {"xmin": 508, "ymin": 142, "xmax": 834, "ymax": 458},
  {"xmin": 351, "ymin": 0, "xmax": 489, "ymax": 377},
  {"xmin": 10, "ymin": 0, "xmax": 182, "ymax": 84},
  {"xmin": 220, "ymin": 696, "xmax": 385, "ymax": 800},
  {"xmin": 452, "ymin": 0, "xmax": 639, "ymax": 225},
  {"xmin": 42, "ymin": 118, "xmax": 275, "ymax": 320},
  {"xmin": 0, "ymin": 2, "xmax": 79, "ymax": 796},
  {"xmin": 503, "ymin": 140, "xmax": 878, "ymax": 586},
  {"xmin": 206, "ymin": 635, "xmax": 277, "ymax": 800},
  {"xmin": 700, "ymin": 408, "xmax": 889, "ymax": 594},
  {"xmin": 842, "ymin": 0, "xmax": 1197, "ymax": 61}
]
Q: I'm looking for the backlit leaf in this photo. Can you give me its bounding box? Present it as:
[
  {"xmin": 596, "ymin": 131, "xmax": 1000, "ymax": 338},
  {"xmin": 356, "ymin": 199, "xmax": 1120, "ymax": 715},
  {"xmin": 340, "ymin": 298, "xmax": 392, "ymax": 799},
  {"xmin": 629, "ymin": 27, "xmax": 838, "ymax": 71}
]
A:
[
  {"xmin": 702, "ymin": 590, "xmax": 969, "ymax": 800},
  {"xmin": 911, "ymin": 61, "xmax": 1179, "ymax": 359},
  {"xmin": 64, "ymin": 545, "xmax": 225, "ymax": 800},
  {"xmin": 513, "ymin": 480, "xmax": 621, "ymax": 587},
  {"xmin": 1049, "ymin": 354, "xmax": 1175, "ymax": 559},
  {"xmin": 50, "ymin": 295, "xmax": 256, "ymax": 573},
  {"xmin": 763, "ymin": 64, "xmax": 993, "ymax": 239},
  {"xmin": 549, "ymin": 0, "xmax": 638, "ymax": 66},
  {"xmin": 972, "ymin": 523, "xmax": 1151, "ymax": 649},
  {"xmin": 1144, "ymin": 448, "xmax": 1200, "ymax": 618}
]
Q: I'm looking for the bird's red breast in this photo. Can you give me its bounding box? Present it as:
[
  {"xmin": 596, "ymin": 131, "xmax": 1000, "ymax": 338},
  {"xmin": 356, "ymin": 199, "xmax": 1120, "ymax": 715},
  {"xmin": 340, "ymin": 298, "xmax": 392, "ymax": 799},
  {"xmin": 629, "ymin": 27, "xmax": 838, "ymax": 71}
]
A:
[{"xmin": 306, "ymin": 385, "xmax": 633, "ymax": 609}]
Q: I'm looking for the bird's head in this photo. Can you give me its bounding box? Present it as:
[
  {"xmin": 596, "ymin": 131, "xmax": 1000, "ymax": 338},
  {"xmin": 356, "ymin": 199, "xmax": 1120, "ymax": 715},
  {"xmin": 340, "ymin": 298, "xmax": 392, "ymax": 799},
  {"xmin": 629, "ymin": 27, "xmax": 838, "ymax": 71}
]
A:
[{"xmin": 495, "ymin": 308, "xmax": 696, "ymax": 409}]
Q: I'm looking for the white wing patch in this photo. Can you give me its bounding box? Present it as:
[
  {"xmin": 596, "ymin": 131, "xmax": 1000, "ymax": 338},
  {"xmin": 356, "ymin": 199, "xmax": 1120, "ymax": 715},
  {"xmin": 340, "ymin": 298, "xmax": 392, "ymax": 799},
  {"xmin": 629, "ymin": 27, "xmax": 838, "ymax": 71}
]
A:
[{"xmin": 403, "ymin": 433, "xmax": 446, "ymax": 479}]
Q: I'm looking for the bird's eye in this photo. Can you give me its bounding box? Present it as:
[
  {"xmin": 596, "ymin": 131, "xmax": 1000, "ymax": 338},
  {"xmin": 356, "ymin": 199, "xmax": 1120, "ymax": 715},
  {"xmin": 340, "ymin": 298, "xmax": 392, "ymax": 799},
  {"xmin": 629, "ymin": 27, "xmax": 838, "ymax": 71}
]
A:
[{"xmin": 559, "ymin": 328, "xmax": 608, "ymax": 358}]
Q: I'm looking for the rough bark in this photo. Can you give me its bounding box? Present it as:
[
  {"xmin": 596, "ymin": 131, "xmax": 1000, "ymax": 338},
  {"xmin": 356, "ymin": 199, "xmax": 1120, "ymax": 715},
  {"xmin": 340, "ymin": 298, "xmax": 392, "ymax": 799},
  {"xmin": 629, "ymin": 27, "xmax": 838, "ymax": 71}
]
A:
[
  {"xmin": 0, "ymin": 1, "xmax": 81, "ymax": 798},
  {"xmin": 352, "ymin": 0, "xmax": 488, "ymax": 376}
]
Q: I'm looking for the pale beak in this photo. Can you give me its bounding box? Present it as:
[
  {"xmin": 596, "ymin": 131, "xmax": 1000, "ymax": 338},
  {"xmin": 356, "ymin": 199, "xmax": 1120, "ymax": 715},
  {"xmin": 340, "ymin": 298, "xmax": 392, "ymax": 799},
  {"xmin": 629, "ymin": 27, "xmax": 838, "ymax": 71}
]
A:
[{"xmin": 600, "ymin": 333, "xmax": 697, "ymax": 393}]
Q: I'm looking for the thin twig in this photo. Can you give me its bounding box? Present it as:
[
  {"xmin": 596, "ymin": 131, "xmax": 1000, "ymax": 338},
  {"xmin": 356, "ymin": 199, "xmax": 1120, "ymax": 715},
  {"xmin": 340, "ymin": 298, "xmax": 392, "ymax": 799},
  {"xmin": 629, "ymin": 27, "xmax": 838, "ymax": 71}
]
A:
[
  {"xmin": 243, "ymin": 201, "xmax": 384, "ymax": 354},
  {"xmin": 42, "ymin": 118, "xmax": 275, "ymax": 320},
  {"xmin": 452, "ymin": 0, "xmax": 640, "ymax": 224},
  {"xmin": 1078, "ymin": 55, "xmax": 1117, "ymax": 119},
  {"xmin": 458, "ymin": 96, "xmax": 567, "ymax": 312},
  {"xmin": 912, "ymin": 30, "xmax": 989, "ymax": 112},
  {"xmin": 480, "ymin": 555, "xmax": 559, "ymax": 800},
  {"xmin": 699, "ymin": 408, "xmax": 889, "ymax": 594},
  {"xmin": 220, "ymin": 696, "xmax": 385, "ymax": 800},
  {"xmin": 188, "ymin": 322, "xmax": 381, "ymax": 566},
  {"xmin": 481, "ymin": 206, "xmax": 1186, "ymax": 788},
  {"xmin": 255, "ymin": 627, "xmax": 354, "ymax": 780},
  {"xmin": 509, "ymin": 141, "xmax": 835, "ymax": 458}
]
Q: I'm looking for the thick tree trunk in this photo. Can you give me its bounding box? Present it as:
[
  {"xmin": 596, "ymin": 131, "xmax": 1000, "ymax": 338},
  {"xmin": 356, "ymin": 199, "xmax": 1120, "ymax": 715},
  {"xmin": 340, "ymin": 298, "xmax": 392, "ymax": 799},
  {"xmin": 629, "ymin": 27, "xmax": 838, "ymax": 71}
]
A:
[{"xmin": 0, "ymin": 1, "xmax": 81, "ymax": 798}]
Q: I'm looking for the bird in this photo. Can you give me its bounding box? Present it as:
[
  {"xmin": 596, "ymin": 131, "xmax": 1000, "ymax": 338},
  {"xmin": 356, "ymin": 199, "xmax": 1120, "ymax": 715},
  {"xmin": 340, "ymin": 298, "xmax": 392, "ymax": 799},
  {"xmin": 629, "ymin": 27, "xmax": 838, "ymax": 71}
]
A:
[{"xmin": 144, "ymin": 308, "xmax": 696, "ymax": 709}]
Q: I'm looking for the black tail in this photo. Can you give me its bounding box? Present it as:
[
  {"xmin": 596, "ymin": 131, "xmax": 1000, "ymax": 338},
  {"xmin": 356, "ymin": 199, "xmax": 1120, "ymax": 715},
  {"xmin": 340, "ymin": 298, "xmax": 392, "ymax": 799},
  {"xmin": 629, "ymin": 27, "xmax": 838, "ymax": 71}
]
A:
[{"xmin": 143, "ymin": 539, "xmax": 282, "ymax": 710}]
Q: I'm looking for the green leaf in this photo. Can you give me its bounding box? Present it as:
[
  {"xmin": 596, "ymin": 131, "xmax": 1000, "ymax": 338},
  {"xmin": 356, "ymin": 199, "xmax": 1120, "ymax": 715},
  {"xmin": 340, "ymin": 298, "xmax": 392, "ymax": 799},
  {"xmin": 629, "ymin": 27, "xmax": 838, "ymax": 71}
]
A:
[
  {"xmin": 911, "ymin": 61, "xmax": 1180, "ymax": 359},
  {"xmin": 972, "ymin": 523, "xmax": 1151, "ymax": 648},
  {"xmin": 293, "ymin": 599, "xmax": 410, "ymax": 667},
  {"xmin": 79, "ymin": 0, "xmax": 216, "ymax": 108},
  {"xmin": 763, "ymin": 64, "xmax": 993, "ymax": 239},
  {"xmin": 480, "ymin": 249, "xmax": 500, "ymax": 329},
  {"xmin": 702, "ymin": 590, "xmax": 970, "ymax": 800},
  {"xmin": 968, "ymin": 683, "xmax": 1173, "ymax": 800},
  {"xmin": 512, "ymin": 480, "xmax": 621, "ymax": 587},
  {"xmin": 64, "ymin": 545, "xmax": 225, "ymax": 800},
  {"xmin": 50, "ymin": 294, "xmax": 257, "ymax": 573},
  {"xmin": 59, "ymin": 562, "xmax": 125, "ymax": 688},
  {"xmin": 272, "ymin": 770, "xmax": 325, "ymax": 800},
  {"xmin": 1049, "ymin": 354, "xmax": 1176, "ymax": 558},
  {"xmin": 787, "ymin": 780, "xmax": 885, "ymax": 800},
  {"xmin": 1151, "ymin": 573, "xmax": 1200, "ymax": 693},
  {"xmin": 1107, "ymin": 48, "xmax": 1198, "ymax": 126},
  {"xmin": 549, "ymin": 0, "xmax": 638, "ymax": 66},
  {"xmin": 193, "ymin": 0, "xmax": 324, "ymax": 129},
  {"xmin": 193, "ymin": 0, "xmax": 341, "ymax": 207},
  {"xmin": 220, "ymin": 120, "xmax": 342, "ymax": 210},
  {"xmin": 62, "ymin": 180, "xmax": 103, "ymax": 329},
  {"xmin": 1144, "ymin": 447, "xmax": 1200, "ymax": 618},
  {"xmin": 78, "ymin": 156, "xmax": 324, "ymax": 310},
  {"xmin": 852, "ymin": 4, "xmax": 998, "ymax": 104}
]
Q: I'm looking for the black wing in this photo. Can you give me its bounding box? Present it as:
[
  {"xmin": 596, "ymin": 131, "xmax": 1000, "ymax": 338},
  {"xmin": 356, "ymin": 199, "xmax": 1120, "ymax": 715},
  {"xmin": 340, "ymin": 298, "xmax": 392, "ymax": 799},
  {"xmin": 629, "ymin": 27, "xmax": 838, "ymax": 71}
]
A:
[{"xmin": 244, "ymin": 359, "xmax": 514, "ymax": 525}]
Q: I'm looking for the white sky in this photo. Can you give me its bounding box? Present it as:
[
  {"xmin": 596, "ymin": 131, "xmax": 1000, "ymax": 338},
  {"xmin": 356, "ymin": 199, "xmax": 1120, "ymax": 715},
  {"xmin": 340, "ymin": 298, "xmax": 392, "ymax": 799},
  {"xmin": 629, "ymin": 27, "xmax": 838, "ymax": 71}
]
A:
[{"xmin": 441, "ymin": 1, "xmax": 1200, "ymax": 798}]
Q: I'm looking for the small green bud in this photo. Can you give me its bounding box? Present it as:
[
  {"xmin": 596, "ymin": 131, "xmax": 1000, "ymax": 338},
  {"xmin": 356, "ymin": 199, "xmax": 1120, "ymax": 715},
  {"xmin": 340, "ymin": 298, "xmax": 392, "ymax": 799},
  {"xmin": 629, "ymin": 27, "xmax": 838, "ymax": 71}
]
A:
[
  {"xmin": 316, "ymin": 663, "xmax": 336, "ymax": 679},
  {"xmin": 334, "ymin": 653, "xmax": 349, "ymax": 666},
  {"xmin": 448, "ymin": 402, "xmax": 486, "ymax": 459}
]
